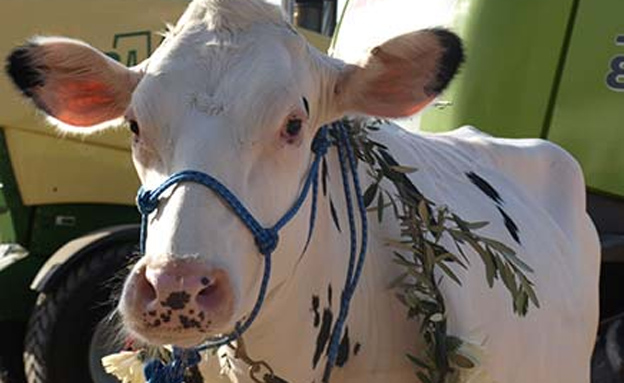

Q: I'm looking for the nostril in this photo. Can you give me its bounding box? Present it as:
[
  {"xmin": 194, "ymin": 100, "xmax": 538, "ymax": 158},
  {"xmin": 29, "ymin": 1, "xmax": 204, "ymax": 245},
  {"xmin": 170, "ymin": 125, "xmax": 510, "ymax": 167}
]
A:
[
  {"xmin": 198, "ymin": 284, "xmax": 217, "ymax": 297},
  {"xmin": 196, "ymin": 281, "xmax": 222, "ymax": 310},
  {"xmin": 135, "ymin": 266, "xmax": 157, "ymax": 305}
]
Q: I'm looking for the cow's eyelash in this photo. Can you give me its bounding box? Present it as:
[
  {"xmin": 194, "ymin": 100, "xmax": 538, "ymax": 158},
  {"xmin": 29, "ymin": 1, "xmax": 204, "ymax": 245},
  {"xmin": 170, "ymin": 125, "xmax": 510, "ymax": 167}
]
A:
[{"xmin": 126, "ymin": 119, "xmax": 140, "ymax": 136}]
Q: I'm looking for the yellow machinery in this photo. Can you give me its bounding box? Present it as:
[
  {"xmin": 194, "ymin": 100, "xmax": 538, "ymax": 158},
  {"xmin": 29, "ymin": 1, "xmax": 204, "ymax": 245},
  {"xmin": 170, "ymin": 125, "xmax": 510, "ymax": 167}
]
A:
[{"xmin": 0, "ymin": 2, "xmax": 330, "ymax": 383}]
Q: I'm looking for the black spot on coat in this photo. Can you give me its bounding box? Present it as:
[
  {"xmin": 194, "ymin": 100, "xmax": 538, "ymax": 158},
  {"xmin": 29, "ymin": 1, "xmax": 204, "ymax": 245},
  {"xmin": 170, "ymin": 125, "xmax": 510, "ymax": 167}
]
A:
[
  {"xmin": 353, "ymin": 343, "xmax": 361, "ymax": 355},
  {"xmin": 312, "ymin": 295, "xmax": 320, "ymax": 327},
  {"xmin": 466, "ymin": 172, "xmax": 503, "ymax": 204},
  {"xmin": 335, "ymin": 327, "xmax": 350, "ymax": 367},
  {"xmin": 312, "ymin": 309, "xmax": 333, "ymax": 368},
  {"xmin": 497, "ymin": 206, "xmax": 521, "ymax": 244},
  {"xmin": 327, "ymin": 285, "xmax": 333, "ymax": 308}
]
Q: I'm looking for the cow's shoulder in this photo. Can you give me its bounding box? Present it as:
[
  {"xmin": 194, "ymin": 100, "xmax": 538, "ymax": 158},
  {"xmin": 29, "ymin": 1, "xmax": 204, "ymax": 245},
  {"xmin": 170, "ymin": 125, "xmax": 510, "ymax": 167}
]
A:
[{"xmin": 434, "ymin": 126, "xmax": 588, "ymax": 238}]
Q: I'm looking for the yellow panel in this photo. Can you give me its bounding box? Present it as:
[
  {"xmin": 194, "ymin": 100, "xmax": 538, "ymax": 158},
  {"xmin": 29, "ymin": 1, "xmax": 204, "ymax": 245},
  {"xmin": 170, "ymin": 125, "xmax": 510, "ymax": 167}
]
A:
[
  {"xmin": 5, "ymin": 128, "xmax": 139, "ymax": 206},
  {"xmin": 298, "ymin": 28, "xmax": 331, "ymax": 52},
  {"xmin": 0, "ymin": 0, "xmax": 186, "ymax": 206},
  {"xmin": 0, "ymin": 0, "xmax": 329, "ymax": 206},
  {"xmin": 0, "ymin": 0, "xmax": 189, "ymax": 149}
]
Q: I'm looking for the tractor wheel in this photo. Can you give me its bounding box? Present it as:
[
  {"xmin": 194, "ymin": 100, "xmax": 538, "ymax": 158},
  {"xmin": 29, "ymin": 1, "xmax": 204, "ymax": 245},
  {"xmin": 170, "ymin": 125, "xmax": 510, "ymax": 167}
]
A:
[{"xmin": 23, "ymin": 242, "xmax": 136, "ymax": 383}]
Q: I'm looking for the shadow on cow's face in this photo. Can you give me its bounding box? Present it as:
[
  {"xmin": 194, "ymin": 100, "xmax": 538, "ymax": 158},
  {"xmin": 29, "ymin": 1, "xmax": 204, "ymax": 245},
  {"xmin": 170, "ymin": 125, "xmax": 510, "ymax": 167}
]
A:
[{"xmin": 5, "ymin": 0, "xmax": 463, "ymax": 347}]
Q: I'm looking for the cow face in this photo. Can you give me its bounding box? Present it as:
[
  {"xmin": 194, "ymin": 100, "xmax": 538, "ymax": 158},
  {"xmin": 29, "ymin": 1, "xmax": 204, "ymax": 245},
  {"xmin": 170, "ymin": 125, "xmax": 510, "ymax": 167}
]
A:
[{"xmin": 5, "ymin": 0, "xmax": 462, "ymax": 347}]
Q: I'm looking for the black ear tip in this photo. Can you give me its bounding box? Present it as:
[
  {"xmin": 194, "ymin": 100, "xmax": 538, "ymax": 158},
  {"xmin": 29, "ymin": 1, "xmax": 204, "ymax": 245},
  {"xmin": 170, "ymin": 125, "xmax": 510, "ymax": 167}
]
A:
[
  {"xmin": 426, "ymin": 28, "xmax": 465, "ymax": 95},
  {"xmin": 5, "ymin": 42, "xmax": 45, "ymax": 97}
]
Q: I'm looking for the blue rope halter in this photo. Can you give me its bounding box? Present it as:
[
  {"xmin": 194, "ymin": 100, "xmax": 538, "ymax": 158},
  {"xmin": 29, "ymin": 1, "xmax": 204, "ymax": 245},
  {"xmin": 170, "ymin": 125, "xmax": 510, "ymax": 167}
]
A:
[{"xmin": 136, "ymin": 121, "xmax": 368, "ymax": 383}]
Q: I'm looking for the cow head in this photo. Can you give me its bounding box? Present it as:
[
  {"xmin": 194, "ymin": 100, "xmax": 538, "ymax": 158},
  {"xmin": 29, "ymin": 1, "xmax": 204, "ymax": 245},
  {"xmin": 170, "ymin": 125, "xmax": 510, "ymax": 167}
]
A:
[{"xmin": 5, "ymin": 0, "xmax": 463, "ymax": 347}]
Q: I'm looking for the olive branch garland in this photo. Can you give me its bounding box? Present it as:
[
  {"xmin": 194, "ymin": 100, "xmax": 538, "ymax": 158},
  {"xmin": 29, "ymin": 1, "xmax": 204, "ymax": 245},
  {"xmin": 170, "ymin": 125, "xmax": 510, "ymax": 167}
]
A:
[{"xmin": 338, "ymin": 118, "xmax": 539, "ymax": 383}]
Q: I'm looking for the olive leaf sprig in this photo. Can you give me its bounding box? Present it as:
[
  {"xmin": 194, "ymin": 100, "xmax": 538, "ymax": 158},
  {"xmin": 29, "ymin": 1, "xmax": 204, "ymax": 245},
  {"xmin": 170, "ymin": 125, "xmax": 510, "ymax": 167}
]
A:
[{"xmin": 341, "ymin": 118, "xmax": 539, "ymax": 383}]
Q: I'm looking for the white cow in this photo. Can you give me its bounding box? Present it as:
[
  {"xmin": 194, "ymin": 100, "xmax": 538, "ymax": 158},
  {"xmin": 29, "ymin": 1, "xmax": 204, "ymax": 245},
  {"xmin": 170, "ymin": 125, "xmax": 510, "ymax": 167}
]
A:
[{"xmin": 6, "ymin": 0, "xmax": 599, "ymax": 382}]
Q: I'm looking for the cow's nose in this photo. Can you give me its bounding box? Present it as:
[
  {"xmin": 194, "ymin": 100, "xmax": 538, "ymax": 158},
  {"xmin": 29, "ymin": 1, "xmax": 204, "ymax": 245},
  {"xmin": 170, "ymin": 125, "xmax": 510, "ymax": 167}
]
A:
[{"xmin": 132, "ymin": 260, "xmax": 234, "ymax": 324}]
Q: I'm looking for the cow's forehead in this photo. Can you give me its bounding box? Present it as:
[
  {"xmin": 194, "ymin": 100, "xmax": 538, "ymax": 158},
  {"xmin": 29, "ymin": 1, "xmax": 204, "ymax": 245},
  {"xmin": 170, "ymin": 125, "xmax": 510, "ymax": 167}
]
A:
[
  {"xmin": 147, "ymin": 24, "xmax": 298, "ymax": 88},
  {"xmin": 133, "ymin": 0, "xmax": 309, "ymax": 134}
]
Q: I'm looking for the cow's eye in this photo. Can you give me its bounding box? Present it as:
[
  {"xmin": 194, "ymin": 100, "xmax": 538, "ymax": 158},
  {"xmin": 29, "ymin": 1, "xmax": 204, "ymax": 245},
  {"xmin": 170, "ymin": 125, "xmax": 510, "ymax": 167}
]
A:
[
  {"xmin": 128, "ymin": 120, "xmax": 140, "ymax": 135},
  {"xmin": 285, "ymin": 118, "xmax": 302, "ymax": 137}
]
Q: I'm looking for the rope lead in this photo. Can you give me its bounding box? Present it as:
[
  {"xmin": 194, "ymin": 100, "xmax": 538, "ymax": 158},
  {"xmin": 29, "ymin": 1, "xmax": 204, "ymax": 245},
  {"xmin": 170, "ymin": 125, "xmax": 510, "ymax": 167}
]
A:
[{"xmin": 137, "ymin": 121, "xmax": 368, "ymax": 383}]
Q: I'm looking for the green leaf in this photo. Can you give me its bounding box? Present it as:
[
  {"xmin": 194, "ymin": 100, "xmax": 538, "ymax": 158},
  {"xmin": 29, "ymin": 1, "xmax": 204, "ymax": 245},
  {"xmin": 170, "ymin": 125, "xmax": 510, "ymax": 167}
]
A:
[
  {"xmin": 514, "ymin": 291, "xmax": 528, "ymax": 315},
  {"xmin": 450, "ymin": 352, "xmax": 475, "ymax": 369},
  {"xmin": 521, "ymin": 276, "xmax": 540, "ymax": 308},
  {"xmin": 418, "ymin": 200, "xmax": 430, "ymax": 224},
  {"xmin": 499, "ymin": 261, "xmax": 518, "ymax": 296},
  {"xmin": 504, "ymin": 252, "xmax": 534, "ymax": 273},
  {"xmin": 406, "ymin": 354, "xmax": 432, "ymax": 371},
  {"xmin": 387, "ymin": 239, "xmax": 416, "ymax": 252},
  {"xmin": 329, "ymin": 198, "xmax": 342, "ymax": 233},
  {"xmin": 469, "ymin": 240, "xmax": 496, "ymax": 287},
  {"xmin": 481, "ymin": 237, "xmax": 515, "ymax": 257},
  {"xmin": 463, "ymin": 221, "xmax": 489, "ymax": 230},
  {"xmin": 416, "ymin": 372, "xmax": 434, "ymax": 383},
  {"xmin": 388, "ymin": 272, "xmax": 408, "ymax": 289},
  {"xmin": 363, "ymin": 182, "xmax": 378, "ymax": 207},
  {"xmin": 321, "ymin": 157, "xmax": 328, "ymax": 196},
  {"xmin": 436, "ymin": 261, "xmax": 462, "ymax": 286},
  {"xmin": 445, "ymin": 336, "xmax": 463, "ymax": 353},
  {"xmin": 429, "ymin": 313, "xmax": 444, "ymax": 322},
  {"xmin": 377, "ymin": 191, "xmax": 385, "ymax": 223},
  {"xmin": 389, "ymin": 165, "xmax": 418, "ymax": 174}
]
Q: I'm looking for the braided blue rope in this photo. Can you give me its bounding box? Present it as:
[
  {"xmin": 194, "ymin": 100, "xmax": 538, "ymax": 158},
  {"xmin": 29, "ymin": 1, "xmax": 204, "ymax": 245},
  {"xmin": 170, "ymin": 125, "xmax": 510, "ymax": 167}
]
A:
[
  {"xmin": 143, "ymin": 348, "xmax": 201, "ymax": 383},
  {"xmin": 136, "ymin": 122, "xmax": 368, "ymax": 383},
  {"xmin": 322, "ymin": 122, "xmax": 369, "ymax": 383}
]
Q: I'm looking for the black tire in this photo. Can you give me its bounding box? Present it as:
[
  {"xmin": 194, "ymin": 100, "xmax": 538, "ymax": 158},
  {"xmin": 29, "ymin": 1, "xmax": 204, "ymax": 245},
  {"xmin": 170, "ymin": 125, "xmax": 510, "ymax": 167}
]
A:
[{"xmin": 23, "ymin": 242, "xmax": 137, "ymax": 383}]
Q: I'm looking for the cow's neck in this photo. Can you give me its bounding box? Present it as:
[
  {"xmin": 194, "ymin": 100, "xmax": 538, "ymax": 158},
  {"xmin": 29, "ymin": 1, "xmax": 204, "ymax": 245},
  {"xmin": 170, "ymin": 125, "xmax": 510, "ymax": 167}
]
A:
[{"xmin": 221, "ymin": 139, "xmax": 422, "ymax": 383}]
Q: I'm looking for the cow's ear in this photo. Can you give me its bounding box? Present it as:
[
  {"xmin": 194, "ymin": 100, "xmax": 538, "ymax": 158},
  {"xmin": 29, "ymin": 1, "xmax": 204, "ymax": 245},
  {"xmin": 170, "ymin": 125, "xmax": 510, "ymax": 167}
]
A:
[
  {"xmin": 5, "ymin": 37, "xmax": 142, "ymax": 129},
  {"xmin": 334, "ymin": 28, "xmax": 464, "ymax": 118}
]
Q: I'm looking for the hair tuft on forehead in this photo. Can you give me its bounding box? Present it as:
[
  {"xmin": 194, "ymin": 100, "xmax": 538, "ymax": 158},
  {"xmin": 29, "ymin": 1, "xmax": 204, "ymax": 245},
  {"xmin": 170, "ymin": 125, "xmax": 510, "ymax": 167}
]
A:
[{"xmin": 200, "ymin": 0, "xmax": 287, "ymax": 30}]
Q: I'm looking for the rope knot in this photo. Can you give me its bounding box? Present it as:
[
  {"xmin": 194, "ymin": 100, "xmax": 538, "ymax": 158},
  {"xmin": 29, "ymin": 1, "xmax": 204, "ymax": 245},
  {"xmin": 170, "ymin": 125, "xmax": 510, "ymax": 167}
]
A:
[
  {"xmin": 255, "ymin": 228, "xmax": 279, "ymax": 255},
  {"xmin": 137, "ymin": 188, "xmax": 160, "ymax": 215},
  {"xmin": 311, "ymin": 128, "xmax": 331, "ymax": 156}
]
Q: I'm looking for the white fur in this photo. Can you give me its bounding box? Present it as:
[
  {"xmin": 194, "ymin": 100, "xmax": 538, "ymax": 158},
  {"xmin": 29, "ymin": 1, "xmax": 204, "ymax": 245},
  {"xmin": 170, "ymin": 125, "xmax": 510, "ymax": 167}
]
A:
[{"xmin": 37, "ymin": 0, "xmax": 600, "ymax": 381}]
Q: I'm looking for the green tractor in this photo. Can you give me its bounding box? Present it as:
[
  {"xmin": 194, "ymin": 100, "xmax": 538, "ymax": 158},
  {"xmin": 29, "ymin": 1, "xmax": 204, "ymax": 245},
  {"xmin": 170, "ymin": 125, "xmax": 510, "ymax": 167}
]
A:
[{"xmin": 0, "ymin": 0, "xmax": 622, "ymax": 383}]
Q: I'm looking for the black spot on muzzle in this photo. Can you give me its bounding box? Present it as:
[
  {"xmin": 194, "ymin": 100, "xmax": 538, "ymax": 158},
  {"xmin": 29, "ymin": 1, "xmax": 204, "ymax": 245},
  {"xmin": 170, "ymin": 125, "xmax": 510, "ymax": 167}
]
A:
[{"xmin": 162, "ymin": 291, "xmax": 191, "ymax": 310}]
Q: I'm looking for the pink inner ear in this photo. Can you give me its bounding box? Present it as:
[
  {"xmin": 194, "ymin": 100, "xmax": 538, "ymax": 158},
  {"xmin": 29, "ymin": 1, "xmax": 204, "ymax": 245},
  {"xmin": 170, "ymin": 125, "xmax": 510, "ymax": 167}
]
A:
[{"xmin": 39, "ymin": 78, "xmax": 123, "ymax": 127}]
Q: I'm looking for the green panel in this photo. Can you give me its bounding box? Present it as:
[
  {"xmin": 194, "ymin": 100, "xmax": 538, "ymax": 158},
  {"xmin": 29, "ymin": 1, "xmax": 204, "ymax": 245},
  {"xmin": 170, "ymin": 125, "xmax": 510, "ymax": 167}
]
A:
[
  {"xmin": 0, "ymin": 128, "xmax": 33, "ymax": 245},
  {"xmin": 0, "ymin": 191, "xmax": 14, "ymax": 242},
  {"xmin": 421, "ymin": 0, "xmax": 575, "ymax": 138},
  {"xmin": 28, "ymin": 204, "xmax": 139, "ymax": 256},
  {"xmin": 0, "ymin": 255, "xmax": 44, "ymax": 321},
  {"xmin": 546, "ymin": 0, "xmax": 624, "ymax": 196}
]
